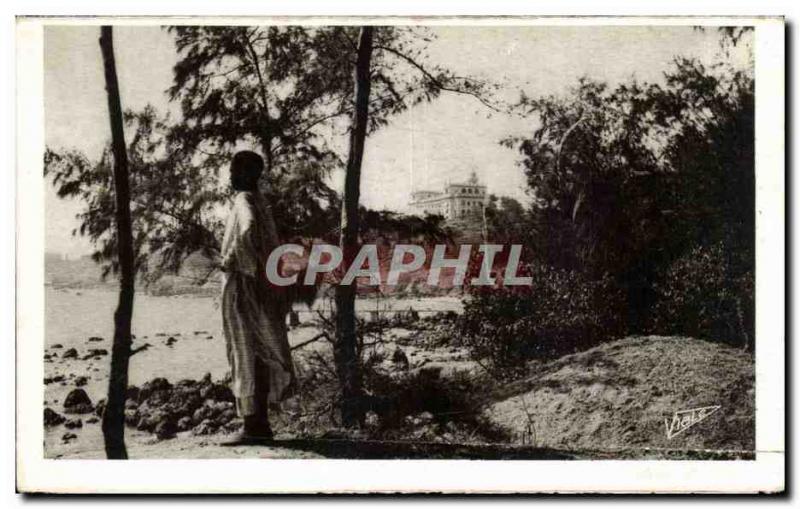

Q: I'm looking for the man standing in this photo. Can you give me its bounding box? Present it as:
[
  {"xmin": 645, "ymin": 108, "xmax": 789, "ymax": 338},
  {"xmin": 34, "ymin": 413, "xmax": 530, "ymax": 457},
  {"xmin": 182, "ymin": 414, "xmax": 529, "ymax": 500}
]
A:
[{"xmin": 221, "ymin": 151, "xmax": 296, "ymax": 441}]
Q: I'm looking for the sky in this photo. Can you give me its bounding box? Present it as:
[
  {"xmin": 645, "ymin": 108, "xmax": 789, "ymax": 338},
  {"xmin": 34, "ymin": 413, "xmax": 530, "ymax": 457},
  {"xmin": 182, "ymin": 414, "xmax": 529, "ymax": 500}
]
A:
[{"xmin": 43, "ymin": 24, "xmax": 750, "ymax": 257}]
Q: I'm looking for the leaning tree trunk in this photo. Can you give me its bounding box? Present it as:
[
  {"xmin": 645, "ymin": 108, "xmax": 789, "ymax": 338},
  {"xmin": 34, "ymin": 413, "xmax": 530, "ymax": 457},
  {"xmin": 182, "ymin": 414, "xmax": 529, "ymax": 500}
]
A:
[
  {"xmin": 99, "ymin": 26, "xmax": 136, "ymax": 459},
  {"xmin": 334, "ymin": 26, "xmax": 374, "ymax": 427}
]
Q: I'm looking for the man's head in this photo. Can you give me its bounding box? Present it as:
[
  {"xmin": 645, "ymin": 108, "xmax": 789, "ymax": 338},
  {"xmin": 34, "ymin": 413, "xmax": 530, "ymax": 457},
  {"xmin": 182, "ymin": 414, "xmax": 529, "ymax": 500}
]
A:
[{"xmin": 230, "ymin": 151, "xmax": 264, "ymax": 192}]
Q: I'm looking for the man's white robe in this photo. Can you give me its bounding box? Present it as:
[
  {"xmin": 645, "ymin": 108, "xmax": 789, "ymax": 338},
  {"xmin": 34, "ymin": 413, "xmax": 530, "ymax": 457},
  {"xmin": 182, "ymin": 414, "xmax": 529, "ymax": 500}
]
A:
[{"xmin": 221, "ymin": 191, "xmax": 296, "ymax": 416}]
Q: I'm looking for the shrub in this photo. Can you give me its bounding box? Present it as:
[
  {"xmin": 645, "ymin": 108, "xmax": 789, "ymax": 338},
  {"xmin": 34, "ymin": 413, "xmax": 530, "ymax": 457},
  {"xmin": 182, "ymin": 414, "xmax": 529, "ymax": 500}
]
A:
[
  {"xmin": 648, "ymin": 242, "xmax": 754, "ymax": 349},
  {"xmin": 459, "ymin": 265, "xmax": 627, "ymax": 378}
]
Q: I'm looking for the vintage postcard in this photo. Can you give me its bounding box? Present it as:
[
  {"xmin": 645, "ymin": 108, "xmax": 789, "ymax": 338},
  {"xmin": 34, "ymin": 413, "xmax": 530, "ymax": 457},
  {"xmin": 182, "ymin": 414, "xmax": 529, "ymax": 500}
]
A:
[{"xmin": 16, "ymin": 16, "xmax": 784, "ymax": 494}]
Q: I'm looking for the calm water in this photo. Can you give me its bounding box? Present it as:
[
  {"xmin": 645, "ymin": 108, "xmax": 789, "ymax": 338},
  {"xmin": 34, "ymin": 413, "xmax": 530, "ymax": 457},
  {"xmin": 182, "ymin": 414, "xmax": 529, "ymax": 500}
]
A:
[{"xmin": 44, "ymin": 287, "xmax": 462, "ymax": 389}]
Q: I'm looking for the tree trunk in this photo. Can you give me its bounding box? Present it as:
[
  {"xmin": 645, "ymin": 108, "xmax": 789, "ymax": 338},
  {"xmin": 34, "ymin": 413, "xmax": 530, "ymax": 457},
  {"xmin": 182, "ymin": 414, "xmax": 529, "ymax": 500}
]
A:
[
  {"xmin": 334, "ymin": 26, "xmax": 373, "ymax": 427},
  {"xmin": 99, "ymin": 26, "xmax": 136, "ymax": 459}
]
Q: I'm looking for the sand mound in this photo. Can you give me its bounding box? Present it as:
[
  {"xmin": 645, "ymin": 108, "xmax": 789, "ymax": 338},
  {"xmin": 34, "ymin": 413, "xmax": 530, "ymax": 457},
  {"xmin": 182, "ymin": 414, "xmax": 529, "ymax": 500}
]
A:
[{"xmin": 486, "ymin": 336, "xmax": 754, "ymax": 455}]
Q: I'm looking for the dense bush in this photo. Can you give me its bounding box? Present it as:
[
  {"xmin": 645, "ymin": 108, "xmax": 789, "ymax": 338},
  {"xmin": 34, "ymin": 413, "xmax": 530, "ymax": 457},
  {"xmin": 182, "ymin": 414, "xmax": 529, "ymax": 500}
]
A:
[
  {"xmin": 459, "ymin": 265, "xmax": 627, "ymax": 378},
  {"xmin": 494, "ymin": 56, "xmax": 755, "ymax": 353},
  {"xmin": 362, "ymin": 367, "xmax": 507, "ymax": 440},
  {"xmin": 648, "ymin": 242, "xmax": 754, "ymax": 350}
]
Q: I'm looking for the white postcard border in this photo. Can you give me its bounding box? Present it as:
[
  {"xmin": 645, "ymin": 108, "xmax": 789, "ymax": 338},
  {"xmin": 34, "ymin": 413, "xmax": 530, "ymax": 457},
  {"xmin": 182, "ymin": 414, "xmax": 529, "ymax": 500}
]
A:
[{"xmin": 15, "ymin": 15, "xmax": 785, "ymax": 494}]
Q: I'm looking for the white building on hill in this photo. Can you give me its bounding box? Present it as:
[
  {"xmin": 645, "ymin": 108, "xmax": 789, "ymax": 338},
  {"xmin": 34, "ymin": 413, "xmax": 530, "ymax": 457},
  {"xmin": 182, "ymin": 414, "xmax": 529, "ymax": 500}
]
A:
[{"xmin": 408, "ymin": 172, "xmax": 487, "ymax": 219}]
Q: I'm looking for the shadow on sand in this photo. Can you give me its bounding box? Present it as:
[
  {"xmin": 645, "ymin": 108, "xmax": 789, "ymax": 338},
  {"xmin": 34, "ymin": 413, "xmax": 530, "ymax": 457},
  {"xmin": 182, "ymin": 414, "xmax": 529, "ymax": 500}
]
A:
[{"xmin": 252, "ymin": 438, "xmax": 577, "ymax": 460}]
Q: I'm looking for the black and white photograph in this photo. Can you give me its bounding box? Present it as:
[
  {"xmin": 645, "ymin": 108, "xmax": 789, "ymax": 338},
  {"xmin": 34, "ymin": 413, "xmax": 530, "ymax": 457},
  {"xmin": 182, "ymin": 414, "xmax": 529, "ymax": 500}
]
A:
[{"xmin": 14, "ymin": 14, "xmax": 785, "ymax": 494}]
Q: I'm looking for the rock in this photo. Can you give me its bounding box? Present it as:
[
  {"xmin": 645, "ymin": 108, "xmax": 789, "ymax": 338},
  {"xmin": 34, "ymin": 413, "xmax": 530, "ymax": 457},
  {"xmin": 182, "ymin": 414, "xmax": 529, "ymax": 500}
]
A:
[
  {"xmin": 63, "ymin": 389, "xmax": 93, "ymax": 414},
  {"xmin": 165, "ymin": 337, "xmax": 177, "ymax": 346},
  {"xmin": 83, "ymin": 348, "xmax": 108, "ymax": 360},
  {"xmin": 61, "ymin": 432, "xmax": 77, "ymax": 443},
  {"xmin": 137, "ymin": 409, "xmax": 169, "ymax": 432},
  {"xmin": 124, "ymin": 408, "xmax": 139, "ymax": 427},
  {"xmin": 197, "ymin": 400, "xmax": 234, "ymax": 424},
  {"xmin": 64, "ymin": 418, "xmax": 83, "ymax": 429},
  {"xmin": 87, "ymin": 336, "xmax": 104, "ymax": 342},
  {"xmin": 74, "ymin": 376, "xmax": 89, "ymax": 387},
  {"xmin": 176, "ymin": 416, "xmax": 193, "ymax": 432},
  {"xmin": 44, "ymin": 407, "xmax": 65, "ymax": 427},
  {"xmin": 438, "ymin": 432, "xmax": 455, "ymax": 443},
  {"xmin": 62, "ymin": 348, "xmax": 78, "ymax": 359},
  {"xmin": 392, "ymin": 348, "xmax": 410, "ymax": 370},
  {"xmin": 192, "ymin": 405, "xmax": 214, "ymax": 425},
  {"xmin": 107, "ymin": 375, "xmax": 240, "ymax": 438},
  {"xmin": 192, "ymin": 419, "xmax": 218, "ymax": 436},
  {"xmin": 52, "ymin": 344, "xmax": 63, "ymax": 349},
  {"xmin": 221, "ymin": 419, "xmax": 243, "ymax": 433},
  {"xmin": 199, "ymin": 383, "xmax": 234, "ymax": 402},
  {"xmin": 138, "ymin": 378, "xmax": 172, "ymax": 403},
  {"xmin": 145, "ymin": 388, "xmax": 172, "ymax": 407},
  {"xmin": 219, "ymin": 408, "xmax": 237, "ymax": 424},
  {"xmin": 86, "ymin": 417, "xmax": 99, "ymax": 424},
  {"xmin": 126, "ymin": 385, "xmax": 140, "ymax": 402},
  {"xmin": 155, "ymin": 420, "xmax": 177, "ymax": 440},
  {"xmin": 94, "ymin": 398, "xmax": 106, "ymax": 417},
  {"xmin": 365, "ymin": 411, "xmax": 380, "ymax": 428},
  {"xmin": 418, "ymin": 411, "xmax": 434, "ymax": 423},
  {"xmin": 44, "ymin": 375, "xmax": 65, "ymax": 385},
  {"xmin": 193, "ymin": 330, "xmax": 209, "ymax": 335}
]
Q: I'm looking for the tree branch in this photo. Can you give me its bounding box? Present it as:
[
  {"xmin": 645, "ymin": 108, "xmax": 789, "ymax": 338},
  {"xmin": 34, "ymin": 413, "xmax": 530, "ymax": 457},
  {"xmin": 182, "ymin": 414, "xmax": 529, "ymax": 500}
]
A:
[
  {"xmin": 240, "ymin": 31, "xmax": 275, "ymax": 170},
  {"xmin": 291, "ymin": 332, "xmax": 331, "ymax": 351},
  {"xmin": 373, "ymin": 44, "xmax": 501, "ymax": 112}
]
